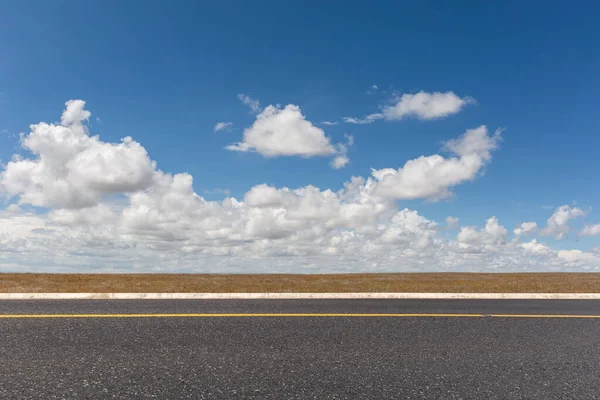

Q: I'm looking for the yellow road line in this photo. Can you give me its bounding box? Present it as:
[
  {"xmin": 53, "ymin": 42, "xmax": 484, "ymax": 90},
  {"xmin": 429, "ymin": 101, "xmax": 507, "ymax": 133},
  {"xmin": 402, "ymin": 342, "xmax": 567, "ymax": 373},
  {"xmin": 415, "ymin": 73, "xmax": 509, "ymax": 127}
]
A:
[
  {"xmin": 0, "ymin": 313, "xmax": 482, "ymax": 318},
  {"xmin": 0, "ymin": 313, "xmax": 599, "ymax": 319}
]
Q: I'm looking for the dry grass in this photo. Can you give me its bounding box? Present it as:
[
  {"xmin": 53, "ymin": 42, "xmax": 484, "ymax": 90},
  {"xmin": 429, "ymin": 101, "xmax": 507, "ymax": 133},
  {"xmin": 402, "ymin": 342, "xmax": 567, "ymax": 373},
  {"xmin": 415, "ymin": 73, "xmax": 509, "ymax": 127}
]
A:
[{"xmin": 0, "ymin": 273, "xmax": 599, "ymax": 293}]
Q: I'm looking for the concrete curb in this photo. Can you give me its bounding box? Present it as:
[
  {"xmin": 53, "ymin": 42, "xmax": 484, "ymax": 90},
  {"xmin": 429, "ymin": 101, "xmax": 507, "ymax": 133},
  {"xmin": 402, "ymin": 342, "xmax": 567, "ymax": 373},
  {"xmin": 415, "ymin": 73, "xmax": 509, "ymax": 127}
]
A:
[{"xmin": 0, "ymin": 293, "xmax": 599, "ymax": 300}]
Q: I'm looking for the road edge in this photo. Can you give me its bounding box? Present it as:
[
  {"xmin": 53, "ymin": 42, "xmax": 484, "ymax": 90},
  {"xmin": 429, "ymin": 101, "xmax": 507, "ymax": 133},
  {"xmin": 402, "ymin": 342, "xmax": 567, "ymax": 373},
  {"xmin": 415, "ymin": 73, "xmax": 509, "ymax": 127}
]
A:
[{"xmin": 0, "ymin": 293, "xmax": 599, "ymax": 300}]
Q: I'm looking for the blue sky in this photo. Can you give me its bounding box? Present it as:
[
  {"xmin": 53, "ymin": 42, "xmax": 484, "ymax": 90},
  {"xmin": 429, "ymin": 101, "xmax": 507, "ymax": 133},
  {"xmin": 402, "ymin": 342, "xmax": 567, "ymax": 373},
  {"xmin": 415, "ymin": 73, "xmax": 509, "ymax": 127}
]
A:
[{"xmin": 1, "ymin": 1, "xmax": 599, "ymax": 272}]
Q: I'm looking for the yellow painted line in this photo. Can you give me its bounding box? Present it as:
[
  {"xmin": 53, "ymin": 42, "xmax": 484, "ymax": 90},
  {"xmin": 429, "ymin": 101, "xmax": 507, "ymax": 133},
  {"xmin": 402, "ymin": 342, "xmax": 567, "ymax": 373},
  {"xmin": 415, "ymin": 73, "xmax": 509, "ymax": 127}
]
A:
[
  {"xmin": 0, "ymin": 313, "xmax": 599, "ymax": 319},
  {"xmin": 0, "ymin": 313, "xmax": 483, "ymax": 319}
]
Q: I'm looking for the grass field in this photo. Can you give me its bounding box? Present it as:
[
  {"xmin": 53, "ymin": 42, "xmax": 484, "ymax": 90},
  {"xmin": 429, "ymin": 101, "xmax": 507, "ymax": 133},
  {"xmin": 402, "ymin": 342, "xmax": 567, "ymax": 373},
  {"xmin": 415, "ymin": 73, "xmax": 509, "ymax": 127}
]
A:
[{"xmin": 1, "ymin": 273, "xmax": 599, "ymax": 293}]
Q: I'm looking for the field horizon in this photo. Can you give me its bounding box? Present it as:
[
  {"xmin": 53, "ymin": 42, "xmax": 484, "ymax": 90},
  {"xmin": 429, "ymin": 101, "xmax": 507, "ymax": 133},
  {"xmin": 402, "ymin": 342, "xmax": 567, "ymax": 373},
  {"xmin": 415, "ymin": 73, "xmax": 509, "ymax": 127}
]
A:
[{"xmin": 1, "ymin": 273, "xmax": 599, "ymax": 293}]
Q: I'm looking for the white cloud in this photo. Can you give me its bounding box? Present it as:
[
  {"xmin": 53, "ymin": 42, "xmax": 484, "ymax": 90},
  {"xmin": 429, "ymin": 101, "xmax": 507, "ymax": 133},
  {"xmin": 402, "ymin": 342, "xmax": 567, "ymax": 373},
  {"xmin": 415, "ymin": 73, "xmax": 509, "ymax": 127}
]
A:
[
  {"xmin": 0, "ymin": 100, "xmax": 155, "ymax": 209},
  {"xmin": 520, "ymin": 239, "xmax": 551, "ymax": 255},
  {"xmin": 61, "ymin": 99, "xmax": 91, "ymax": 125},
  {"xmin": 514, "ymin": 222, "xmax": 538, "ymax": 237},
  {"xmin": 345, "ymin": 134, "xmax": 354, "ymax": 146},
  {"xmin": 344, "ymin": 91, "xmax": 475, "ymax": 125},
  {"xmin": 343, "ymin": 114, "xmax": 383, "ymax": 124},
  {"xmin": 1, "ymin": 99, "xmax": 598, "ymax": 273},
  {"xmin": 227, "ymin": 104, "xmax": 350, "ymax": 168},
  {"xmin": 445, "ymin": 216, "xmax": 459, "ymax": 229},
  {"xmin": 372, "ymin": 85, "xmax": 378, "ymax": 90},
  {"xmin": 331, "ymin": 155, "xmax": 349, "ymax": 169},
  {"xmin": 237, "ymin": 94, "xmax": 261, "ymax": 113},
  {"xmin": 382, "ymin": 91, "xmax": 475, "ymax": 121},
  {"xmin": 379, "ymin": 209, "xmax": 438, "ymax": 250},
  {"xmin": 370, "ymin": 125, "xmax": 501, "ymax": 201},
  {"xmin": 214, "ymin": 122, "xmax": 233, "ymax": 132},
  {"xmin": 581, "ymin": 224, "xmax": 600, "ymax": 236},
  {"xmin": 321, "ymin": 121, "xmax": 339, "ymax": 126},
  {"xmin": 330, "ymin": 134, "xmax": 353, "ymax": 169},
  {"xmin": 457, "ymin": 217, "xmax": 508, "ymax": 247},
  {"xmin": 557, "ymin": 249, "xmax": 595, "ymax": 263},
  {"xmin": 540, "ymin": 205, "xmax": 585, "ymax": 240}
]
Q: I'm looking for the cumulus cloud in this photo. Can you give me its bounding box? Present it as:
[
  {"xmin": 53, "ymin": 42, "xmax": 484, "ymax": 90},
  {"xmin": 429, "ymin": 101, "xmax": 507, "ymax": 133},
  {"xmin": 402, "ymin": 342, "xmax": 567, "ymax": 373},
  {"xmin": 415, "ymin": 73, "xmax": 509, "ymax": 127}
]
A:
[
  {"xmin": 514, "ymin": 222, "xmax": 538, "ymax": 237},
  {"xmin": 1, "ymin": 99, "xmax": 598, "ymax": 273},
  {"xmin": 557, "ymin": 249, "xmax": 595, "ymax": 263},
  {"xmin": 331, "ymin": 155, "xmax": 350, "ymax": 169},
  {"xmin": 0, "ymin": 100, "xmax": 155, "ymax": 209},
  {"xmin": 445, "ymin": 216, "xmax": 459, "ymax": 229},
  {"xmin": 379, "ymin": 209, "xmax": 438, "ymax": 249},
  {"xmin": 457, "ymin": 217, "xmax": 508, "ymax": 248},
  {"xmin": 580, "ymin": 224, "xmax": 600, "ymax": 236},
  {"xmin": 227, "ymin": 104, "xmax": 352, "ymax": 168},
  {"xmin": 382, "ymin": 91, "xmax": 475, "ymax": 121},
  {"xmin": 370, "ymin": 125, "xmax": 501, "ymax": 200},
  {"xmin": 519, "ymin": 239, "xmax": 551, "ymax": 255},
  {"xmin": 330, "ymin": 134, "xmax": 353, "ymax": 169},
  {"xmin": 344, "ymin": 91, "xmax": 475, "ymax": 125},
  {"xmin": 61, "ymin": 99, "xmax": 91, "ymax": 125},
  {"xmin": 214, "ymin": 122, "xmax": 233, "ymax": 132},
  {"xmin": 238, "ymin": 94, "xmax": 261, "ymax": 113},
  {"xmin": 227, "ymin": 105, "xmax": 336, "ymax": 157},
  {"xmin": 540, "ymin": 205, "xmax": 585, "ymax": 240}
]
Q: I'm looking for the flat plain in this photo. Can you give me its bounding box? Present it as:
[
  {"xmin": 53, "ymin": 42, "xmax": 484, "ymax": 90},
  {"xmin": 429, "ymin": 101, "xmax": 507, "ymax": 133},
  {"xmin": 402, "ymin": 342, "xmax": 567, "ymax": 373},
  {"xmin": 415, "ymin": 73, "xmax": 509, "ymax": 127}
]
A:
[{"xmin": 1, "ymin": 272, "xmax": 600, "ymax": 293}]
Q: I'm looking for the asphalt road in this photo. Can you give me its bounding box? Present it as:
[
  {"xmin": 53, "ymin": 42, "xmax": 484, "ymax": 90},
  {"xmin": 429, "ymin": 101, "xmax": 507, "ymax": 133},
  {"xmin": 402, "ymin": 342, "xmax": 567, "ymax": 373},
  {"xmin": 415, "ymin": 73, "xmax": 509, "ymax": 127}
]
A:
[{"xmin": 1, "ymin": 300, "xmax": 600, "ymax": 399}]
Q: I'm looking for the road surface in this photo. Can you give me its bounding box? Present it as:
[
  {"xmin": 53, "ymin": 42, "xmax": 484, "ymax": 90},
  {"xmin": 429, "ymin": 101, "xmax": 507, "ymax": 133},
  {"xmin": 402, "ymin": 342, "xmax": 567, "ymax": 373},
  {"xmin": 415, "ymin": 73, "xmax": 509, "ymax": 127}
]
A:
[{"xmin": 1, "ymin": 299, "xmax": 599, "ymax": 399}]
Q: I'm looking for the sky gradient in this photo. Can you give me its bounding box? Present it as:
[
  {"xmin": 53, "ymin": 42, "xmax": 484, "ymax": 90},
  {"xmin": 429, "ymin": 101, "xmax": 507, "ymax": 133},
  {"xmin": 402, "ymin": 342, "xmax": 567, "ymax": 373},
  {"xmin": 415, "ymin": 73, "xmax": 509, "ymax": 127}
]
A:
[{"xmin": 1, "ymin": 1, "xmax": 600, "ymax": 272}]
